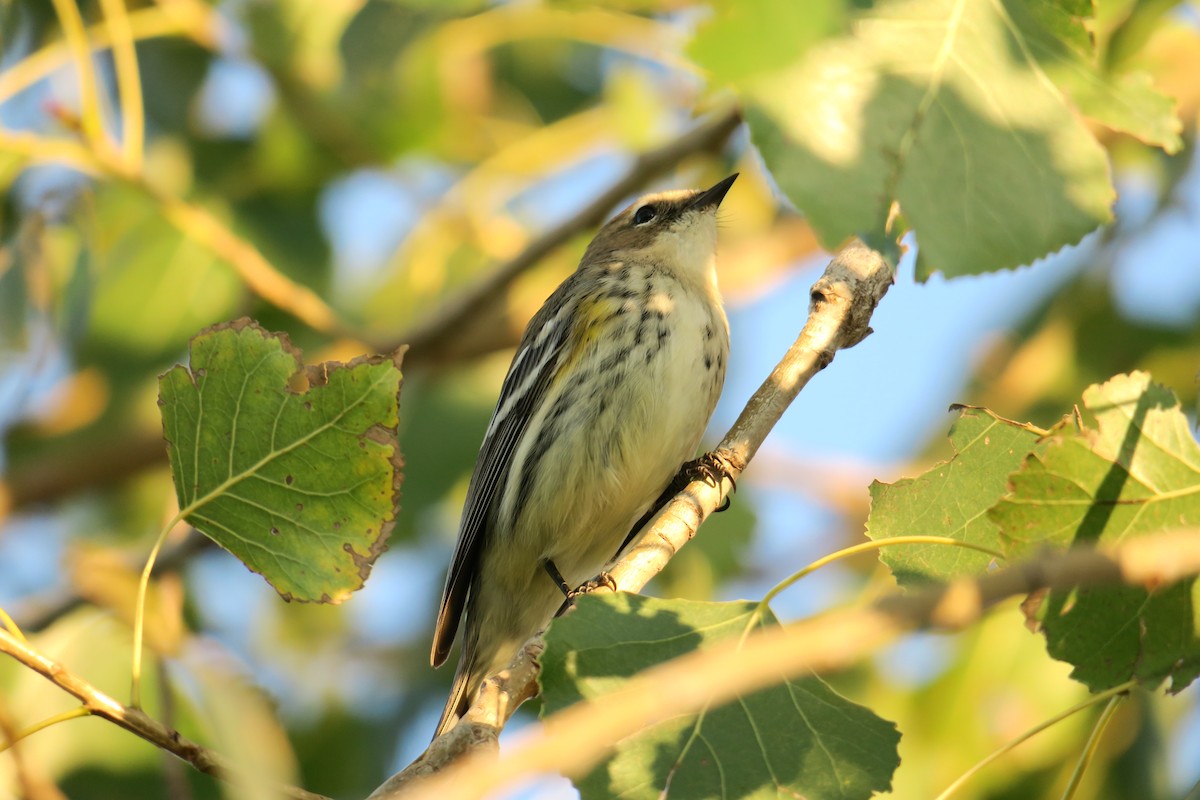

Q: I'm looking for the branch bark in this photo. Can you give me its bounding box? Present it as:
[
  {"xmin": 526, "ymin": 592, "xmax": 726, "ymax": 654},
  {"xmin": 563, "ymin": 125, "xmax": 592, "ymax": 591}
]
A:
[
  {"xmin": 0, "ymin": 628, "xmax": 331, "ymax": 800},
  {"xmin": 389, "ymin": 528, "xmax": 1200, "ymax": 800},
  {"xmin": 368, "ymin": 239, "xmax": 896, "ymax": 796}
]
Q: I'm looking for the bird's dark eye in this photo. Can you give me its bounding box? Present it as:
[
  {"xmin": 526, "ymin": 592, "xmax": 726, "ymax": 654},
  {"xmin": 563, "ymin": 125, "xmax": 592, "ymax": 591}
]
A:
[{"xmin": 633, "ymin": 204, "xmax": 657, "ymax": 225}]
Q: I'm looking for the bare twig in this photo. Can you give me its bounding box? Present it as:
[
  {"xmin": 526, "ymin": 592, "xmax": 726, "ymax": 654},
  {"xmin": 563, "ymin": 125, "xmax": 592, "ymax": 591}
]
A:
[
  {"xmin": 392, "ymin": 529, "xmax": 1200, "ymax": 800},
  {"xmin": 368, "ymin": 239, "xmax": 896, "ymax": 793},
  {"xmin": 367, "ymin": 640, "xmax": 545, "ymax": 797},
  {"xmin": 47, "ymin": 0, "xmax": 108, "ymax": 148},
  {"xmin": 0, "ymin": 629, "xmax": 331, "ymax": 800},
  {"xmin": 393, "ymin": 106, "xmax": 743, "ymax": 366}
]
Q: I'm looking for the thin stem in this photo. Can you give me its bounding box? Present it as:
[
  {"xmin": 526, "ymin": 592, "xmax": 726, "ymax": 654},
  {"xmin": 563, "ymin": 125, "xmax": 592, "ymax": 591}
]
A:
[
  {"xmin": 131, "ymin": 513, "xmax": 182, "ymax": 709},
  {"xmin": 934, "ymin": 680, "xmax": 1136, "ymax": 800},
  {"xmin": 0, "ymin": 629, "xmax": 332, "ymax": 800},
  {"xmin": 1060, "ymin": 690, "xmax": 1126, "ymax": 800},
  {"xmin": 0, "ymin": 3, "xmax": 217, "ymax": 106},
  {"xmin": 47, "ymin": 0, "xmax": 108, "ymax": 147},
  {"xmin": 0, "ymin": 707, "xmax": 92, "ymax": 755},
  {"xmin": 98, "ymin": 0, "xmax": 144, "ymax": 168},
  {"xmin": 0, "ymin": 128, "xmax": 101, "ymax": 173},
  {"xmin": 734, "ymin": 536, "xmax": 1005, "ymax": 650},
  {"xmin": 763, "ymin": 536, "xmax": 1004, "ymax": 607},
  {"xmin": 0, "ymin": 607, "xmax": 26, "ymax": 642}
]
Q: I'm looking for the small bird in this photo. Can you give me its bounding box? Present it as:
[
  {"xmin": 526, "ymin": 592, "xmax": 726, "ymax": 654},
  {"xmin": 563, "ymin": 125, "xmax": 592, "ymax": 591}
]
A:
[{"xmin": 430, "ymin": 174, "xmax": 737, "ymax": 737}]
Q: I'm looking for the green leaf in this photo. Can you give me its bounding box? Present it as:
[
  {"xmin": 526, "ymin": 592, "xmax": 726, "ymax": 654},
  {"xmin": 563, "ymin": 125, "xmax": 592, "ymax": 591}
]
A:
[
  {"xmin": 158, "ymin": 319, "xmax": 403, "ymax": 603},
  {"xmin": 867, "ymin": 408, "xmax": 1042, "ymax": 586},
  {"xmin": 86, "ymin": 183, "xmax": 243, "ymax": 363},
  {"xmin": 1018, "ymin": 0, "xmax": 1182, "ymax": 152},
  {"xmin": 693, "ymin": 0, "xmax": 1128, "ymax": 278},
  {"xmin": 991, "ymin": 372, "xmax": 1200, "ymax": 692},
  {"xmin": 542, "ymin": 594, "xmax": 900, "ymax": 800},
  {"xmin": 687, "ymin": 0, "xmax": 847, "ymax": 84}
]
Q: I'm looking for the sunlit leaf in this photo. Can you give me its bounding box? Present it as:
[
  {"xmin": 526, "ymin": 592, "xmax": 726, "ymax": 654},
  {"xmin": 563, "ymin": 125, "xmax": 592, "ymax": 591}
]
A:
[
  {"xmin": 867, "ymin": 408, "xmax": 1041, "ymax": 586},
  {"xmin": 176, "ymin": 642, "xmax": 299, "ymax": 799},
  {"xmin": 542, "ymin": 594, "xmax": 901, "ymax": 800},
  {"xmin": 687, "ymin": 0, "xmax": 845, "ymax": 83},
  {"xmin": 692, "ymin": 0, "xmax": 1146, "ymax": 278},
  {"xmin": 86, "ymin": 184, "xmax": 242, "ymax": 362},
  {"xmin": 158, "ymin": 320, "xmax": 403, "ymax": 602},
  {"xmin": 992, "ymin": 372, "xmax": 1200, "ymax": 693},
  {"xmin": 1019, "ymin": 2, "xmax": 1182, "ymax": 152}
]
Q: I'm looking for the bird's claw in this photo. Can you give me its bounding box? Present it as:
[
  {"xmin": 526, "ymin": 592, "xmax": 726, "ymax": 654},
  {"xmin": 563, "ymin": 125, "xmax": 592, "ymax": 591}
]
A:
[
  {"xmin": 569, "ymin": 571, "xmax": 617, "ymax": 599},
  {"xmin": 681, "ymin": 452, "xmax": 737, "ymax": 510}
]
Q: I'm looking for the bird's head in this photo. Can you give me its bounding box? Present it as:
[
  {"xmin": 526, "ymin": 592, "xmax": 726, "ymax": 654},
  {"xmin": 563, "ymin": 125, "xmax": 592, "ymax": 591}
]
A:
[{"xmin": 583, "ymin": 173, "xmax": 738, "ymax": 287}]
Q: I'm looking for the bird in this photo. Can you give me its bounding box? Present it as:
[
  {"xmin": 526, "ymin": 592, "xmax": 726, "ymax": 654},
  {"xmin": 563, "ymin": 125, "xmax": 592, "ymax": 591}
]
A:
[{"xmin": 430, "ymin": 173, "xmax": 737, "ymax": 737}]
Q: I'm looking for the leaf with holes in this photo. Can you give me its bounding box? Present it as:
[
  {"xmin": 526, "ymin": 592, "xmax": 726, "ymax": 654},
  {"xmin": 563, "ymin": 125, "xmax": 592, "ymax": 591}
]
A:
[
  {"xmin": 867, "ymin": 407, "xmax": 1041, "ymax": 586},
  {"xmin": 992, "ymin": 372, "xmax": 1200, "ymax": 692},
  {"xmin": 158, "ymin": 319, "xmax": 403, "ymax": 602},
  {"xmin": 542, "ymin": 594, "xmax": 900, "ymax": 800}
]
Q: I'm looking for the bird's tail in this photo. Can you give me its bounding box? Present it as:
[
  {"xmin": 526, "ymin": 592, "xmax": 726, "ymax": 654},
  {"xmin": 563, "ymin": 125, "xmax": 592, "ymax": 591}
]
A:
[{"xmin": 433, "ymin": 627, "xmax": 480, "ymax": 740}]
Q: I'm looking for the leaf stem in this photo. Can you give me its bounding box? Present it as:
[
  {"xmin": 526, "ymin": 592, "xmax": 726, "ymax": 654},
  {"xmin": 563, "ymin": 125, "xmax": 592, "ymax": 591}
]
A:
[
  {"xmin": 734, "ymin": 536, "xmax": 1004, "ymax": 650},
  {"xmin": 1059, "ymin": 689, "xmax": 1126, "ymax": 800},
  {"xmin": 0, "ymin": 706, "xmax": 92, "ymax": 754},
  {"xmin": 934, "ymin": 680, "xmax": 1135, "ymax": 800},
  {"xmin": 763, "ymin": 536, "xmax": 1004, "ymax": 607},
  {"xmin": 131, "ymin": 512, "xmax": 183, "ymax": 708}
]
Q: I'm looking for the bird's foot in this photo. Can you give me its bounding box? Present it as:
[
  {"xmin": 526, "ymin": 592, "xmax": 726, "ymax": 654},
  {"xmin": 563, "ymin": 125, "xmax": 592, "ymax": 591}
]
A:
[
  {"xmin": 569, "ymin": 571, "xmax": 617, "ymax": 599},
  {"xmin": 553, "ymin": 570, "xmax": 617, "ymax": 617},
  {"xmin": 680, "ymin": 452, "xmax": 737, "ymax": 511}
]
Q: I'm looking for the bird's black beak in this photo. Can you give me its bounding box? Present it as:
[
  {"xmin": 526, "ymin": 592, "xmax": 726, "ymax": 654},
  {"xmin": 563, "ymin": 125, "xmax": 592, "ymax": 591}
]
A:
[{"xmin": 688, "ymin": 173, "xmax": 738, "ymax": 211}]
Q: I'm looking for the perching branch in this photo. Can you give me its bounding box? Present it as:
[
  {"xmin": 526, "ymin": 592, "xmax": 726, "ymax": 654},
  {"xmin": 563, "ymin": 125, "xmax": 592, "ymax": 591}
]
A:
[
  {"xmin": 612, "ymin": 238, "xmax": 894, "ymax": 591},
  {"xmin": 0, "ymin": 628, "xmax": 331, "ymax": 800},
  {"xmin": 389, "ymin": 528, "xmax": 1200, "ymax": 800},
  {"xmin": 368, "ymin": 239, "xmax": 896, "ymax": 795}
]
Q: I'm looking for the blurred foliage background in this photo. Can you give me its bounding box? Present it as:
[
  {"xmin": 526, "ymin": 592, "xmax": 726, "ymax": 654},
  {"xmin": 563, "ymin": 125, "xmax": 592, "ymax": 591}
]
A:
[{"xmin": 0, "ymin": 1, "xmax": 1199, "ymax": 799}]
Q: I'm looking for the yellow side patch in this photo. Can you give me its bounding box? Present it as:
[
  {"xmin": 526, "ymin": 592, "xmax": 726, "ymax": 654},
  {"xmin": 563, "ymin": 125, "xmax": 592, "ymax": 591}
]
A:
[{"xmin": 554, "ymin": 294, "xmax": 624, "ymax": 387}]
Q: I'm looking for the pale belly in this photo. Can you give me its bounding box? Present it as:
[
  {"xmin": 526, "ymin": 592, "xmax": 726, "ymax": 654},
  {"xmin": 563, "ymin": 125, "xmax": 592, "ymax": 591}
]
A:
[{"xmin": 473, "ymin": 282, "xmax": 728, "ymax": 667}]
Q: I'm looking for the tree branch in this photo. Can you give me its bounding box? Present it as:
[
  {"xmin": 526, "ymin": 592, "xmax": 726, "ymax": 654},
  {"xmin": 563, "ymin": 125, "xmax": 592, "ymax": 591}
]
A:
[
  {"xmin": 391, "ymin": 528, "xmax": 1200, "ymax": 800},
  {"xmin": 0, "ymin": 628, "xmax": 331, "ymax": 800},
  {"xmin": 368, "ymin": 239, "xmax": 896, "ymax": 795},
  {"xmin": 613, "ymin": 238, "xmax": 893, "ymax": 590}
]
